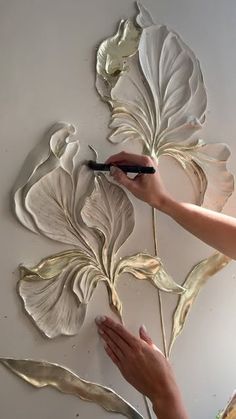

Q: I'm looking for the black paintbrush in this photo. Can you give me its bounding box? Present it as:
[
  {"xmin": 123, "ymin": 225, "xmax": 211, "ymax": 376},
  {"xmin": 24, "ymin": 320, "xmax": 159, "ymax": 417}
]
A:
[{"xmin": 88, "ymin": 160, "xmax": 155, "ymax": 174}]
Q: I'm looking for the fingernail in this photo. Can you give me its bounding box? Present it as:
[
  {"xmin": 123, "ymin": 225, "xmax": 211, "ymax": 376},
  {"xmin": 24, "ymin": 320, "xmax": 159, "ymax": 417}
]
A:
[
  {"xmin": 140, "ymin": 324, "xmax": 147, "ymax": 333},
  {"xmin": 95, "ymin": 315, "xmax": 106, "ymax": 325}
]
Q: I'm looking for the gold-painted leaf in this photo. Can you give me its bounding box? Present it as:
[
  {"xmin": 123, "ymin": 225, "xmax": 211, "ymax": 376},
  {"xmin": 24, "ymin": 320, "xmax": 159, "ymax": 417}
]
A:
[
  {"xmin": 116, "ymin": 253, "xmax": 184, "ymax": 294},
  {"xmin": 221, "ymin": 392, "xmax": 236, "ymax": 419},
  {"xmin": 168, "ymin": 252, "xmax": 231, "ymax": 356},
  {"xmin": 0, "ymin": 358, "xmax": 143, "ymax": 419}
]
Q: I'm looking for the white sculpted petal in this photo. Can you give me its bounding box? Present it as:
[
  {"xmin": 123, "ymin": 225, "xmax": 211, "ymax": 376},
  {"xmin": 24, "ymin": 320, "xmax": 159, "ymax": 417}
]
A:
[
  {"xmin": 97, "ymin": 5, "xmax": 206, "ymax": 156},
  {"xmin": 14, "ymin": 123, "xmax": 77, "ymax": 234},
  {"xmin": 81, "ymin": 174, "xmax": 135, "ymax": 264},
  {"xmin": 160, "ymin": 140, "xmax": 234, "ymax": 211},
  {"xmin": 136, "ymin": 2, "xmax": 155, "ymax": 28},
  {"xmin": 96, "ymin": 5, "xmax": 234, "ymax": 210},
  {"xmin": 14, "ymin": 123, "xmax": 97, "ymax": 249},
  {"xmin": 14, "ymin": 123, "xmax": 139, "ymax": 332}
]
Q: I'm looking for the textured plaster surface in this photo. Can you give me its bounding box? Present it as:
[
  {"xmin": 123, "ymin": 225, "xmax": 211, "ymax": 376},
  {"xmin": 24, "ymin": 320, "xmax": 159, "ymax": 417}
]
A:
[{"xmin": 0, "ymin": 1, "xmax": 236, "ymax": 418}]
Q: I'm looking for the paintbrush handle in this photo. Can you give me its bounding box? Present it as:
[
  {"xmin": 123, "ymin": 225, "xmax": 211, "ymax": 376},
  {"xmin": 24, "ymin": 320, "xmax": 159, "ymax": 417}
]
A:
[{"xmin": 88, "ymin": 161, "xmax": 155, "ymax": 174}]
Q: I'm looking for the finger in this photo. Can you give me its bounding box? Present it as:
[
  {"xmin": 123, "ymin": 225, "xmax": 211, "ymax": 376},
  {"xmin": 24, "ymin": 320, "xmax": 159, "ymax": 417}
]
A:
[
  {"xmin": 106, "ymin": 151, "xmax": 152, "ymax": 166},
  {"xmin": 101, "ymin": 325, "xmax": 130, "ymax": 355},
  {"xmin": 104, "ymin": 344, "xmax": 121, "ymax": 368},
  {"xmin": 110, "ymin": 167, "xmax": 137, "ymax": 192},
  {"xmin": 139, "ymin": 325, "xmax": 153, "ymax": 346},
  {"xmin": 99, "ymin": 328, "xmax": 125, "ymax": 360},
  {"xmin": 100, "ymin": 317, "xmax": 137, "ymax": 349}
]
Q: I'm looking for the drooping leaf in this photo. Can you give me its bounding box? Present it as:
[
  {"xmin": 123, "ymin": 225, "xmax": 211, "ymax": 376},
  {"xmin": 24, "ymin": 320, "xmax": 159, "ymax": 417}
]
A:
[
  {"xmin": 116, "ymin": 253, "xmax": 184, "ymax": 294},
  {"xmin": 0, "ymin": 358, "xmax": 143, "ymax": 419},
  {"xmin": 19, "ymin": 250, "xmax": 104, "ymax": 338},
  {"xmin": 168, "ymin": 252, "xmax": 231, "ymax": 356}
]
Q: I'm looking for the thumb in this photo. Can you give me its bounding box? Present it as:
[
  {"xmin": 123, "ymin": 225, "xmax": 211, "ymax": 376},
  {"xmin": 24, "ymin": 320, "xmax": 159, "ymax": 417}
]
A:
[
  {"xmin": 139, "ymin": 325, "xmax": 153, "ymax": 345},
  {"xmin": 110, "ymin": 167, "xmax": 136, "ymax": 192}
]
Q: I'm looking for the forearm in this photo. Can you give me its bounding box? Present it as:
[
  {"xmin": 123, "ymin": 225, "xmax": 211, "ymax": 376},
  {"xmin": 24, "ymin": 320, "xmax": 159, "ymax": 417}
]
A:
[
  {"xmin": 159, "ymin": 198, "xmax": 236, "ymax": 260},
  {"xmin": 152, "ymin": 387, "xmax": 188, "ymax": 419}
]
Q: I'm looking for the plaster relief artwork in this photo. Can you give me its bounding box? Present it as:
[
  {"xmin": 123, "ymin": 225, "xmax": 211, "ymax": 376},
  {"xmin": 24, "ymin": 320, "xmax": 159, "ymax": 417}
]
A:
[
  {"xmin": 4, "ymin": 1, "xmax": 234, "ymax": 417},
  {"xmin": 14, "ymin": 123, "xmax": 183, "ymax": 338},
  {"xmin": 0, "ymin": 358, "xmax": 144, "ymax": 419},
  {"xmin": 96, "ymin": 1, "xmax": 234, "ymax": 356}
]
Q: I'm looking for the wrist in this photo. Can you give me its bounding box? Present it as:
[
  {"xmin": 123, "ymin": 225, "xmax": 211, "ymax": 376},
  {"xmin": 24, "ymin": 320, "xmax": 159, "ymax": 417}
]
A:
[
  {"xmin": 152, "ymin": 391, "xmax": 188, "ymax": 419},
  {"xmin": 153, "ymin": 194, "xmax": 177, "ymax": 216}
]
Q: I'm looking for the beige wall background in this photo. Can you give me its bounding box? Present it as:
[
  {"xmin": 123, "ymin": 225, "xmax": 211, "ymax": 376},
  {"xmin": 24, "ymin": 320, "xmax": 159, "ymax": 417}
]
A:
[{"xmin": 0, "ymin": 1, "xmax": 235, "ymax": 418}]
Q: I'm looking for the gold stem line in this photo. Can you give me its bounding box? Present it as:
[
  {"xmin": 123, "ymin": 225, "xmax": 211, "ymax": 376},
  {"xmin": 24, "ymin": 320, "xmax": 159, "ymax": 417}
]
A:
[
  {"xmin": 157, "ymin": 289, "xmax": 168, "ymax": 359},
  {"xmin": 152, "ymin": 207, "xmax": 168, "ymax": 358},
  {"xmin": 143, "ymin": 395, "xmax": 153, "ymax": 419}
]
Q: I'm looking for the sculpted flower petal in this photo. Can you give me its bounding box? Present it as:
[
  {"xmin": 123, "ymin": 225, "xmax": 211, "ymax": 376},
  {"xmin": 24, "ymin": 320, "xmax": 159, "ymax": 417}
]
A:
[
  {"xmin": 136, "ymin": 2, "xmax": 155, "ymax": 28},
  {"xmin": 19, "ymin": 251, "xmax": 103, "ymax": 338},
  {"xmin": 81, "ymin": 174, "xmax": 135, "ymax": 269},
  {"xmin": 14, "ymin": 123, "xmax": 97, "ymax": 250},
  {"xmin": 159, "ymin": 140, "xmax": 234, "ymax": 211},
  {"xmin": 96, "ymin": 6, "xmax": 206, "ymax": 156},
  {"xmin": 14, "ymin": 123, "xmax": 137, "ymax": 333},
  {"xmin": 14, "ymin": 122, "xmax": 77, "ymax": 234}
]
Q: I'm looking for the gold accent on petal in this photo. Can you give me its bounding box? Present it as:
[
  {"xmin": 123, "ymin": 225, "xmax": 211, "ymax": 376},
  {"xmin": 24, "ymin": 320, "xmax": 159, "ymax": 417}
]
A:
[
  {"xmin": 19, "ymin": 250, "xmax": 103, "ymax": 338},
  {"xmin": 97, "ymin": 19, "xmax": 140, "ymax": 84},
  {"xmin": 0, "ymin": 358, "xmax": 143, "ymax": 419}
]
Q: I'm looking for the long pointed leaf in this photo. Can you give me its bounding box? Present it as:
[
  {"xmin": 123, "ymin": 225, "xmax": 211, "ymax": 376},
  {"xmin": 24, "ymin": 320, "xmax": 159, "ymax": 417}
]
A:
[
  {"xmin": 168, "ymin": 252, "xmax": 231, "ymax": 356},
  {"xmin": 0, "ymin": 358, "xmax": 143, "ymax": 419}
]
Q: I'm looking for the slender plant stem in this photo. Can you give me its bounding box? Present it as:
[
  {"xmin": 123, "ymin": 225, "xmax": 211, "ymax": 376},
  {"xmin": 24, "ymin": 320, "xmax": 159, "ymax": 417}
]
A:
[
  {"xmin": 143, "ymin": 394, "xmax": 153, "ymax": 419},
  {"xmin": 152, "ymin": 207, "xmax": 168, "ymax": 358}
]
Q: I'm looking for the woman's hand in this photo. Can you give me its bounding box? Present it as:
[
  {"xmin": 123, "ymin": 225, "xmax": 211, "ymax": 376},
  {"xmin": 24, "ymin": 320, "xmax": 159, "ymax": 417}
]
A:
[
  {"xmin": 106, "ymin": 151, "xmax": 171, "ymax": 211},
  {"xmin": 95, "ymin": 316, "xmax": 188, "ymax": 419}
]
